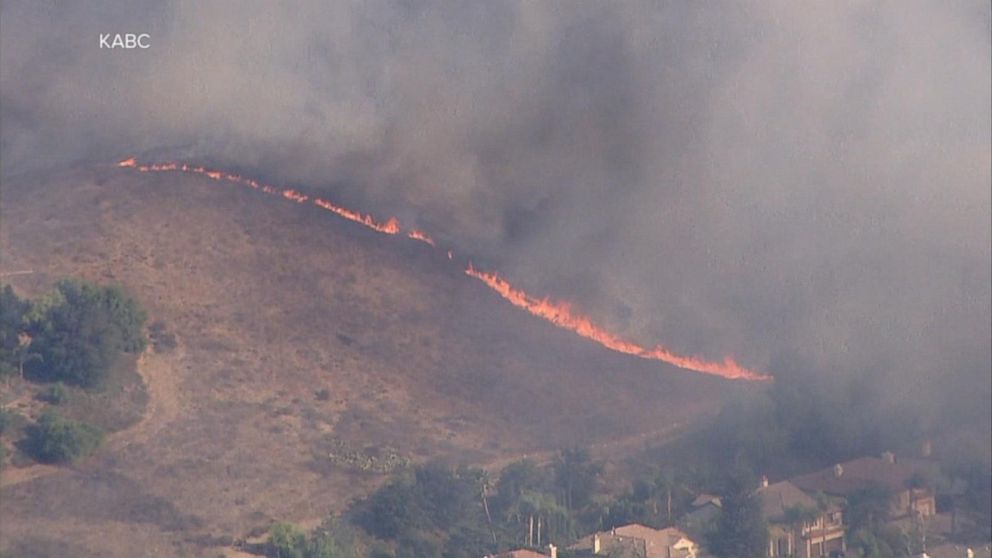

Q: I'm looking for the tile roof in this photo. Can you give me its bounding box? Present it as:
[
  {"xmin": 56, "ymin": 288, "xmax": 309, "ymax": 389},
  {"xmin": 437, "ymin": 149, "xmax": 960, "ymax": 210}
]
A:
[
  {"xmin": 493, "ymin": 550, "xmax": 549, "ymax": 558},
  {"xmin": 757, "ymin": 481, "xmax": 819, "ymax": 522},
  {"xmin": 790, "ymin": 457, "xmax": 919, "ymax": 496}
]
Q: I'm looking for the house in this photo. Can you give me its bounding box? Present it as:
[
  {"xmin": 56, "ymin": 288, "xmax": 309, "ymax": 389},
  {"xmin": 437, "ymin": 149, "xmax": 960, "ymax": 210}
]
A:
[
  {"xmin": 922, "ymin": 544, "xmax": 992, "ymax": 558},
  {"xmin": 568, "ymin": 523, "xmax": 699, "ymax": 558},
  {"xmin": 791, "ymin": 452, "xmax": 936, "ymax": 520},
  {"xmin": 491, "ymin": 547, "xmax": 557, "ymax": 558},
  {"xmin": 757, "ymin": 478, "xmax": 845, "ymax": 558}
]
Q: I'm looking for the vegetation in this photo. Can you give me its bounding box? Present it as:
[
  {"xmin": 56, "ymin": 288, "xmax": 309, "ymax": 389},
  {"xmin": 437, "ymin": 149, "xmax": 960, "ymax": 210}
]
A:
[
  {"xmin": 258, "ymin": 519, "xmax": 364, "ymax": 558},
  {"xmin": 0, "ymin": 285, "xmax": 32, "ymax": 380},
  {"xmin": 28, "ymin": 280, "xmax": 147, "ymax": 387},
  {"xmin": 39, "ymin": 382, "xmax": 69, "ymax": 405},
  {"xmin": 0, "ymin": 280, "xmax": 146, "ymax": 388},
  {"xmin": 24, "ymin": 411, "xmax": 104, "ymax": 463},
  {"xmin": 0, "ymin": 405, "xmax": 15, "ymax": 435},
  {"xmin": 348, "ymin": 449, "xmax": 613, "ymax": 557},
  {"xmin": 325, "ymin": 439, "xmax": 410, "ymax": 474},
  {"xmin": 706, "ymin": 470, "xmax": 768, "ymax": 558},
  {"xmin": 353, "ymin": 463, "xmax": 494, "ymax": 557}
]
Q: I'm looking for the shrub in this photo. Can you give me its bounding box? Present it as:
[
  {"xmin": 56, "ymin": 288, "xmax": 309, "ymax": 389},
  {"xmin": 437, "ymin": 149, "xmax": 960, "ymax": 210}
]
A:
[
  {"xmin": 25, "ymin": 411, "xmax": 103, "ymax": 463},
  {"xmin": 0, "ymin": 406, "xmax": 14, "ymax": 435},
  {"xmin": 40, "ymin": 382, "xmax": 69, "ymax": 405},
  {"xmin": 28, "ymin": 280, "xmax": 147, "ymax": 387}
]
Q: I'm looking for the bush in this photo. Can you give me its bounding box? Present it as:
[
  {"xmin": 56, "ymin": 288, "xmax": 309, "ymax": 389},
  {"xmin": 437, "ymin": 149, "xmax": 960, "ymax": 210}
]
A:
[
  {"xmin": 268, "ymin": 523, "xmax": 308, "ymax": 558},
  {"xmin": 264, "ymin": 522, "xmax": 351, "ymax": 558},
  {"xmin": 0, "ymin": 406, "xmax": 14, "ymax": 435},
  {"xmin": 25, "ymin": 411, "xmax": 103, "ymax": 463},
  {"xmin": 40, "ymin": 382, "xmax": 69, "ymax": 405}
]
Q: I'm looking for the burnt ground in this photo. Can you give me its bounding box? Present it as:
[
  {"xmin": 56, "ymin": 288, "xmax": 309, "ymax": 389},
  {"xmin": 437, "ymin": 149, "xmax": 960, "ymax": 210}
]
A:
[{"xmin": 0, "ymin": 163, "xmax": 743, "ymax": 557}]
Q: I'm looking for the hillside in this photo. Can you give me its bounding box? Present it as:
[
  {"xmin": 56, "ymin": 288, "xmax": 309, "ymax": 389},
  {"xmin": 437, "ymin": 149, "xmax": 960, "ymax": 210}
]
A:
[{"xmin": 0, "ymin": 163, "xmax": 743, "ymax": 557}]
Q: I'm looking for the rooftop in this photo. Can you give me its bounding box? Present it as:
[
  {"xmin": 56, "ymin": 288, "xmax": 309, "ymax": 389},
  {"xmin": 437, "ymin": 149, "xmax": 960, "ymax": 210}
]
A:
[
  {"xmin": 757, "ymin": 480, "xmax": 819, "ymax": 522},
  {"xmin": 791, "ymin": 456, "xmax": 921, "ymax": 496}
]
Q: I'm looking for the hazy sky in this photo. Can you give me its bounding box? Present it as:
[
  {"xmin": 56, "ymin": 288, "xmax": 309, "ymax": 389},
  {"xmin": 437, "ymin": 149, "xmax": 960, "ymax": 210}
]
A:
[{"xmin": 2, "ymin": 1, "xmax": 989, "ymax": 433}]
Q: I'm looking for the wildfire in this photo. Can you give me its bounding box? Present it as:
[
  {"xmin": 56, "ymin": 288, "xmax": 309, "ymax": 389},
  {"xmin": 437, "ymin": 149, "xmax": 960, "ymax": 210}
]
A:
[
  {"xmin": 116, "ymin": 157, "xmax": 769, "ymax": 381},
  {"xmin": 314, "ymin": 198, "xmax": 400, "ymax": 234},
  {"xmin": 464, "ymin": 264, "xmax": 770, "ymax": 381},
  {"xmin": 408, "ymin": 229, "xmax": 436, "ymax": 246},
  {"xmin": 282, "ymin": 189, "xmax": 309, "ymax": 203}
]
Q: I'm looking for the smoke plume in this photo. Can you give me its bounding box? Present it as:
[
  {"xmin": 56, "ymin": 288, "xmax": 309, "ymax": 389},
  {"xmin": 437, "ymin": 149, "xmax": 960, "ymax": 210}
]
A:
[{"xmin": 2, "ymin": 1, "xmax": 989, "ymax": 452}]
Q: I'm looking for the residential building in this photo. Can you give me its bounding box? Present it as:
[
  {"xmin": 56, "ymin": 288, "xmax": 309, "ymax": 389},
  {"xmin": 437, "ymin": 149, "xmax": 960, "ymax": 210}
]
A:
[
  {"xmin": 568, "ymin": 523, "xmax": 699, "ymax": 558},
  {"xmin": 791, "ymin": 453, "xmax": 936, "ymax": 520},
  {"xmin": 757, "ymin": 478, "xmax": 845, "ymax": 558},
  {"xmin": 491, "ymin": 547, "xmax": 557, "ymax": 558}
]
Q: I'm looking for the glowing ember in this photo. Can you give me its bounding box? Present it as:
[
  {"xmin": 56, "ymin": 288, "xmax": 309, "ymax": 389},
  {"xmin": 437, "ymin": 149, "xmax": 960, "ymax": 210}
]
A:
[{"xmin": 116, "ymin": 157, "xmax": 768, "ymax": 381}]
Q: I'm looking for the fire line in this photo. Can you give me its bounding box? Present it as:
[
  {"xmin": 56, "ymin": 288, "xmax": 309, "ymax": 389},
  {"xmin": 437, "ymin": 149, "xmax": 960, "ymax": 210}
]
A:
[{"xmin": 116, "ymin": 157, "xmax": 770, "ymax": 381}]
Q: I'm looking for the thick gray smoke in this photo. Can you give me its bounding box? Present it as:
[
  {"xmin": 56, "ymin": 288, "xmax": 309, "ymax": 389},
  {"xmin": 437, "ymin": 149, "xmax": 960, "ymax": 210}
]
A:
[{"xmin": 3, "ymin": 2, "xmax": 989, "ymax": 446}]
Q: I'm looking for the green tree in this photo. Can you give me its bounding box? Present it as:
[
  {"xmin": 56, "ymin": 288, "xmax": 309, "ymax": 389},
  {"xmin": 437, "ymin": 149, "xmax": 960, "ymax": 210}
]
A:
[
  {"xmin": 845, "ymin": 485, "xmax": 893, "ymax": 536},
  {"xmin": 0, "ymin": 406, "xmax": 15, "ymax": 435},
  {"xmin": 0, "ymin": 285, "xmax": 30, "ymax": 380},
  {"xmin": 707, "ymin": 471, "xmax": 768, "ymax": 558},
  {"xmin": 553, "ymin": 448, "xmax": 602, "ymax": 513},
  {"xmin": 28, "ymin": 280, "xmax": 146, "ymax": 387},
  {"xmin": 494, "ymin": 460, "xmax": 548, "ymax": 518},
  {"xmin": 25, "ymin": 411, "xmax": 103, "ymax": 463},
  {"xmin": 40, "ymin": 382, "xmax": 69, "ymax": 405},
  {"xmin": 268, "ymin": 522, "xmax": 308, "ymax": 558}
]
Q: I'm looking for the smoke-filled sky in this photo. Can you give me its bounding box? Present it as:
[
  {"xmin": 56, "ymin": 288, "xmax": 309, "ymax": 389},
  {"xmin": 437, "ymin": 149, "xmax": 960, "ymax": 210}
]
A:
[{"xmin": 2, "ymin": 2, "xmax": 989, "ymax": 434}]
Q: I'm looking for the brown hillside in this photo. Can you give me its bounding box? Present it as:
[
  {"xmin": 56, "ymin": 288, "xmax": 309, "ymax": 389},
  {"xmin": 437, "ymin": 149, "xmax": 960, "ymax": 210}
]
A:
[{"xmin": 0, "ymin": 164, "xmax": 739, "ymax": 557}]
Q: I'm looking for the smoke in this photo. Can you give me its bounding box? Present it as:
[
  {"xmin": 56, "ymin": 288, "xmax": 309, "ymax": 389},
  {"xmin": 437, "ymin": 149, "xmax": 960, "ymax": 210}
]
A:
[{"xmin": 2, "ymin": 1, "xmax": 989, "ymax": 448}]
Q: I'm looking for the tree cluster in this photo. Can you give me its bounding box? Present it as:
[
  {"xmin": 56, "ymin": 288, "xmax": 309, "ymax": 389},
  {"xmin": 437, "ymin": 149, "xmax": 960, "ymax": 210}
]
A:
[
  {"xmin": 0, "ymin": 280, "xmax": 147, "ymax": 387},
  {"xmin": 353, "ymin": 463, "xmax": 494, "ymax": 558},
  {"xmin": 705, "ymin": 470, "xmax": 769, "ymax": 558},
  {"xmin": 262, "ymin": 522, "xmax": 359, "ymax": 558}
]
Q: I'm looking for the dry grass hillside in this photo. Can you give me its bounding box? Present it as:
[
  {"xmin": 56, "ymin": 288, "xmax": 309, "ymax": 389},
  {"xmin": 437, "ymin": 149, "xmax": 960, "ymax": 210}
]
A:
[{"xmin": 0, "ymin": 163, "xmax": 741, "ymax": 557}]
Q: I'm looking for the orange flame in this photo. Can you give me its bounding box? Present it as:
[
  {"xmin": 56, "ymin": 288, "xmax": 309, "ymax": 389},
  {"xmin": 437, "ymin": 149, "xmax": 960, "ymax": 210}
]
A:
[
  {"xmin": 408, "ymin": 229, "xmax": 436, "ymax": 246},
  {"xmin": 282, "ymin": 189, "xmax": 309, "ymax": 203},
  {"xmin": 464, "ymin": 264, "xmax": 770, "ymax": 381},
  {"xmin": 116, "ymin": 157, "xmax": 768, "ymax": 381},
  {"xmin": 314, "ymin": 198, "xmax": 400, "ymax": 234}
]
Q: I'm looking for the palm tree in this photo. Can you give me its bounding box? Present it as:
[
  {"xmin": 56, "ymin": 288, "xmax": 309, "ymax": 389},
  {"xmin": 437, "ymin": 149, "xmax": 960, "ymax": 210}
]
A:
[
  {"xmin": 517, "ymin": 491, "xmax": 569, "ymax": 546},
  {"xmin": 470, "ymin": 468, "xmax": 498, "ymax": 546},
  {"xmin": 655, "ymin": 468, "xmax": 677, "ymax": 525}
]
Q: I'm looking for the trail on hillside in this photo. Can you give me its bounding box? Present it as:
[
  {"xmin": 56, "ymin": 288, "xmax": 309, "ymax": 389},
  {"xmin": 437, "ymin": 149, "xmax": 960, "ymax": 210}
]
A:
[{"xmin": 0, "ymin": 342, "xmax": 185, "ymax": 489}]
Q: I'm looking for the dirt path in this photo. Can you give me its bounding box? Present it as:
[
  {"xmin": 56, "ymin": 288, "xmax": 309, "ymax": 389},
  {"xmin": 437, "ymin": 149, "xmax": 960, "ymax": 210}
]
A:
[
  {"xmin": 0, "ymin": 342, "xmax": 184, "ymax": 489},
  {"xmin": 110, "ymin": 343, "xmax": 185, "ymax": 453}
]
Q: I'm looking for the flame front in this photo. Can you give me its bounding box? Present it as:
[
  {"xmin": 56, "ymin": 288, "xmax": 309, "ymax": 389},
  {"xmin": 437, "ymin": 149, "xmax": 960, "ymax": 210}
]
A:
[
  {"xmin": 117, "ymin": 157, "xmax": 769, "ymax": 382},
  {"xmin": 408, "ymin": 229, "xmax": 436, "ymax": 246},
  {"xmin": 463, "ymin": 265, "xmax": 770, "ymax": 381}
]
